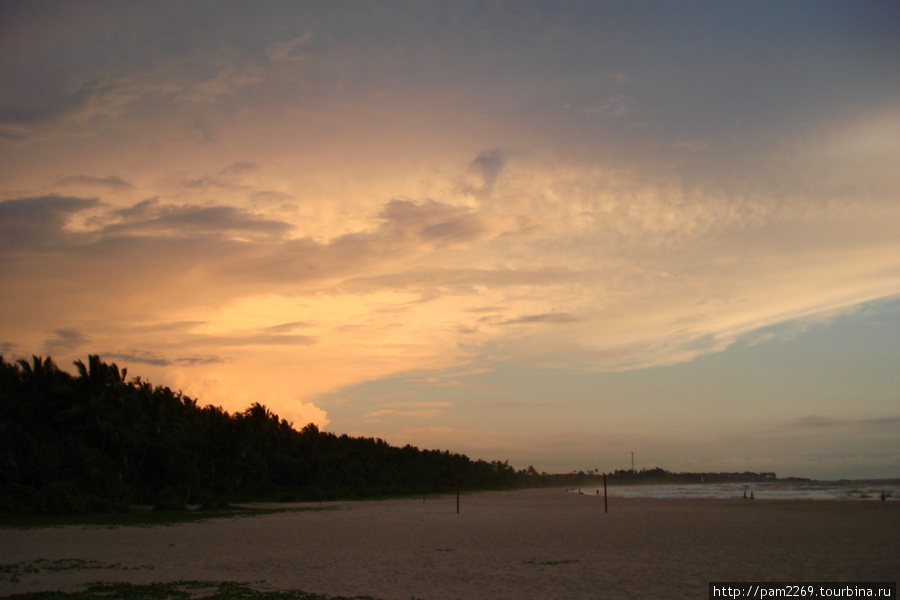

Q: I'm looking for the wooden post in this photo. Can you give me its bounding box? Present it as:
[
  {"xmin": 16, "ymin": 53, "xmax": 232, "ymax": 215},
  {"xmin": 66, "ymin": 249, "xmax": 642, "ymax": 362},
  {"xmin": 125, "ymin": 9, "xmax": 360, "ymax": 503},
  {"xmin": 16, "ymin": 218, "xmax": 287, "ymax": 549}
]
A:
[
  {"xmin": 456, "ymin": 473, "xmax": 460, "ymax": 514},
  {"xmin": 603, "ymin": 473, "xmax": 608, "ymax": 514}
]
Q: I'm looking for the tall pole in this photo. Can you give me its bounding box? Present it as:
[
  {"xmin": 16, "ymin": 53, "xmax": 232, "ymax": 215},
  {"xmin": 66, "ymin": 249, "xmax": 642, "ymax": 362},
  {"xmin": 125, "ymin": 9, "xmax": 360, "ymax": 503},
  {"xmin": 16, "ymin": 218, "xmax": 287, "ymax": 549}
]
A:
[
  {"xmin": 603, "ymin": 473, "xmax": 608, "ymax": 514},
  {"xmin": 631, "ymin": 452, "xmax": 634, "ymax": 473}
]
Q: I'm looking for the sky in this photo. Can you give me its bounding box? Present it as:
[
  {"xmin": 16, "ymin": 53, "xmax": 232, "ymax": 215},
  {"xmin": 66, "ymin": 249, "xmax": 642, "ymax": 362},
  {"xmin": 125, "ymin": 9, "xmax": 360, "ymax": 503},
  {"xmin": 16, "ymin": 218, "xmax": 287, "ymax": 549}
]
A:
[{"xmin": 1, "ymin": 1, "xmax": 898, "ymax": 480}]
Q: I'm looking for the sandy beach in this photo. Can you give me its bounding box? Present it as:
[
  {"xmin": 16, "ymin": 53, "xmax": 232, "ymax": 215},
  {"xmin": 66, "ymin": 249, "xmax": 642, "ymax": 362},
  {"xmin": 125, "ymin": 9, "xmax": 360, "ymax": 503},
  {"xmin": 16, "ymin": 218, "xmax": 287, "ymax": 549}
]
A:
[{"xmin": 1, "ymin": 489, "xmax": 897, "ymax": 599}]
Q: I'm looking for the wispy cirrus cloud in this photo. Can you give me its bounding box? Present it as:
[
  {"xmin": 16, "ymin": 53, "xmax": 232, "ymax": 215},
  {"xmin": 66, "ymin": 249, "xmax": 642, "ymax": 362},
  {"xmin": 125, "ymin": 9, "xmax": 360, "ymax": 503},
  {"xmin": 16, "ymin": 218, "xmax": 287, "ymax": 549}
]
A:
[
  {"xmin": 267, "ymin": 33, "xmax": 315, "ymax": 62},
  {"xmin": 104, "ymin": 203, "xmax": 294, "ymax": 238},
  {"xmin": 0, "ymin": 78, "xmax": 170, "ymax": 141},
  {"xmin": 102, "ymin": 350, "xmax": 226, "ymax": 368},
  {"xmin": 500, "ymin": 313, "xmax": 581, "ymax": 326},
  {"xmin": 55, "ymin": 175, "xmax": 134, "ymax": 190},
  {"xmin": 364, "ymin": 401, "xmax": 454, "ymax": 421}
]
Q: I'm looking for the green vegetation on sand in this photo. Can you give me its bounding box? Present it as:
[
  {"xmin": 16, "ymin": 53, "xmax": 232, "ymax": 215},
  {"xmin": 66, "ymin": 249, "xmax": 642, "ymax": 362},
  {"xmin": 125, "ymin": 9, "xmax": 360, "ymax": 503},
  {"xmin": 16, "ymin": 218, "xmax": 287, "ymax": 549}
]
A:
[{"xmin": 1, "ymin": 580, "xmax": 379, "ymax": 600}]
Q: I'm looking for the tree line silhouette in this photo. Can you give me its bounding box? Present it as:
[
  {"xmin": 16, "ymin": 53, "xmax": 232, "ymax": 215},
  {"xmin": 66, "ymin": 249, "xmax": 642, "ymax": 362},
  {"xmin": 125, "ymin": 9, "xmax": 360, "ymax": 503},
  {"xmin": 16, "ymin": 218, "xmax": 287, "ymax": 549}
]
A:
[{"xmin": 1, "ymin": 355, "xmax": 530, "ymax": 514}]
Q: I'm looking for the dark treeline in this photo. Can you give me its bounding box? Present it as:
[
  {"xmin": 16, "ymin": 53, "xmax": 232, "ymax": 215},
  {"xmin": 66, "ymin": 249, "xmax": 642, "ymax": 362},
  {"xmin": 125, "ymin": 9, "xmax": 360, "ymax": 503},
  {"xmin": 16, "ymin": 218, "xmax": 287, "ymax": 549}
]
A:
[
  {"xmin": 1, "ymin": 355, "xmax": 788, "ymax": 514},
  {"xmin": 606, "ymin": 467, "xmax": 781, "ymax": 484},
  {"xmin": 0, "ymin": 355, "xmax": 524, "ymax": 514},
  {"xmin": 519, "ymin": 468, "xmax": 786, "ymax": 490}
]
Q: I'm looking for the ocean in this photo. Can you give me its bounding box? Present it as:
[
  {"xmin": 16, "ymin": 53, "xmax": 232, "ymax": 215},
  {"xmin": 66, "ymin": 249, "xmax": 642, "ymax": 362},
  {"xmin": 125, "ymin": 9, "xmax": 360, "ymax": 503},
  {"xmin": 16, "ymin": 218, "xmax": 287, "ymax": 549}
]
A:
[{"xmin": 574, "ymin": 479, "xmax": 900, "ymax": 501}]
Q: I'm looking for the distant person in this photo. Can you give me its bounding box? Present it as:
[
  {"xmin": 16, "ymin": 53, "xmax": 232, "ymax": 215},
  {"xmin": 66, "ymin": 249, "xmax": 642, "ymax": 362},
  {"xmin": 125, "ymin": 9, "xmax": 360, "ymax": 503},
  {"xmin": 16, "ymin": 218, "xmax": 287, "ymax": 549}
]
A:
[
  {"xmin": 881, "ymin": 491, "xmax": 887, "ymax": 501},
  {"xmin": 750, "ymin": 491, "xmax": 754, "ymax": 500}
]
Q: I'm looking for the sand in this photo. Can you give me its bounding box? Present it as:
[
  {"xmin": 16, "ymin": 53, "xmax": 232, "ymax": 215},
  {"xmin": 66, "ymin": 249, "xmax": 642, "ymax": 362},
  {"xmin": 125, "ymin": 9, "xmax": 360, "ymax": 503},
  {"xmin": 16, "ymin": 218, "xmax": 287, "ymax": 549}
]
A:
[{"xmin": 1, "ymin": 489, "xmax": 897, "ymax": 599}]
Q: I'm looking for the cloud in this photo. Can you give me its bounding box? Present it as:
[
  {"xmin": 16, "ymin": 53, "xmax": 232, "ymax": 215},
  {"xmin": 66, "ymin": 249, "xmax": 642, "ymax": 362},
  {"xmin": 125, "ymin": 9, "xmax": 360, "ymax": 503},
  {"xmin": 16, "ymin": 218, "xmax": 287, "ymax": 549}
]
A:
[
  {"xmin": 0, "ymin": 195, "xmax": 352, "ymax": 308},
  {"xmin": 102, "ymin": 350, "xmax": 226, "ymax": 368},
  {"xmin": 584, "ymin": 94, "xmax": 634, "ymax": 118},
  {"xmin": 104, "ymin": 323, "xmax": 318, "ymax": 356},
  {"xmin": 173, "ymin": 355, "xmax": 227, "ymax": 367},
  {"xmin": 364, "ymin": 401, "xmax": 453, "ymax": 421},
  {"xmin": 44, "ymin": 328, "xmax": 89, "ymax": 353},
  {"xmin": 378, "ymin": 199, "xmax": 490, "ymax": 246},
  {"xmin": 180, "ymin": 64, "xmax": 263, "ymax": 104},
  {"xmin": 105, "ymin": 204, "xmax": 294, "ymax": 238},
  {"xmin": 381, "ymin": 401, "xmax": 454, "ymax": 409},
  {"xmin": 113, "ymin": 197, "xmax": 162, "ymax": 219},
  {"xmin": 501, "ymin": 313, "xmax": 581, "ymax": 326},
  {"xmin": 265, "ymin": 321, "xmax": 311, "ymax": 333},
  {"xmin": 342, "ymin": 267, "xmax": 580, "ymax": 295},
  {"xmin": 220, "ymin": 162, "xmax": 260, "ymax": 176},
  {"xmin": 267, "ymin": 33, "xmax": 315, "ymax": 62},
  {"xmin": 2, "ymin": 134, "xmax": 897, "ymax": 385},
  {"xmin": 789, "ymin": 414, "xmax": 900, "ymax": 432},
  {"xmin": 461, "ymin": 148, "xmax": 517, "ymax": 197},
  {"xmin": 192, "ymin": 330, "xmax": 318, "ymax": 348},
  {"xmin": 102, "ymin": 350, "xmax": 174, "ymax": 367},
  {"xmin": 249, "ymin": 190, "xmax": 295, "ymax": 209},
  {"xmin": 0, "ymin": 78, "xmax": 158, "ymax": 141},
  {"xmin": 285, "ymin": 402, "xmax": 329, "ymax": 429},
  {"xmin": 55, "ymin": 175, "xmax": 134, "ymax": 190},
  {"xmin": 0, "ymin": 195, "xmax": 100, "ymax": 249}
]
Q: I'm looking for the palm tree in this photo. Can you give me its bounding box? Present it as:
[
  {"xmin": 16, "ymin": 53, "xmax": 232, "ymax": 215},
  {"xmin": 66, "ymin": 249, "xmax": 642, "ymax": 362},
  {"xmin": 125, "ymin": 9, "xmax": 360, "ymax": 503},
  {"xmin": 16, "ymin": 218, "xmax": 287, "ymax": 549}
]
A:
[{"xmin": 64, "ymin": 356, "xmax": 127, "ymax": 449}]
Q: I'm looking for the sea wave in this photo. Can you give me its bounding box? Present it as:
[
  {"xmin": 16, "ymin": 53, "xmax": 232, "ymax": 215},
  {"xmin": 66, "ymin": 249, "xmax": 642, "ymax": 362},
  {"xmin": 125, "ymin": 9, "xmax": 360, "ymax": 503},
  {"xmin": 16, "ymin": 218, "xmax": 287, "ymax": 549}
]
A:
[{"xmin": 572, "ymin": 479, "xmax": 900, "ymax": 501}]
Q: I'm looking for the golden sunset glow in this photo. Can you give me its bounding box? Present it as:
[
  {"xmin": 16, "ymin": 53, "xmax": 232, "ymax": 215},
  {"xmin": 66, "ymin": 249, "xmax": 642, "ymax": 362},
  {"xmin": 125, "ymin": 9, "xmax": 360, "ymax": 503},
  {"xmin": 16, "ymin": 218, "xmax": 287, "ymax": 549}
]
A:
[{"xmin": 1, "ymin": 1, "xmax": 898, "ymax": 479}]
